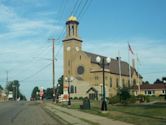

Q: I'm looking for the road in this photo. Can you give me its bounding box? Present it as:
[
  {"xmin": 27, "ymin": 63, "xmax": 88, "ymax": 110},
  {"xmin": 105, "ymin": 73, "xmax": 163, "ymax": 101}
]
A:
[{"xmin": 0, "ymin": 101, "xmax": 61, "ymax": 125}]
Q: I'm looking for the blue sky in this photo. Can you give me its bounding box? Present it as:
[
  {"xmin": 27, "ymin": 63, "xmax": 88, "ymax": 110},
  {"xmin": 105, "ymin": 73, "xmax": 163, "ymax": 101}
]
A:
[{"xmin": 0, "ymin": 0, "xmax": 166, "ymax": 99}]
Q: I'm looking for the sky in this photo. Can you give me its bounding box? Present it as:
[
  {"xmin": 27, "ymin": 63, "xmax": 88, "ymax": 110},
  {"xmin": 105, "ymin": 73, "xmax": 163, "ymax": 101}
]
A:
[{"xmin": 0, "ymin": 0, "xmax": 166, "ymax": 99}]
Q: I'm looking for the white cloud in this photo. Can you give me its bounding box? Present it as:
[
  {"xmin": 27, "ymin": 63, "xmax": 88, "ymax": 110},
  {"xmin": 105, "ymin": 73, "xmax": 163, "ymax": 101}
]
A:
[
  {"xmin": 35, "ymin": 11, "xmax": 58, "ymax": 16},
  {"xmin": 84, "ymin": 38, "xmax": 166, "ymax": 63},
  {"xmin": 0, "ymin": 4, "xmax": 17, "ymax": 23},
  {"xmin": 0, "ymin": 3, "xmax": 63, "ymax": 42},
  {"xmin": 83, "ymin": 37, "xmax": 166, "ymax": 83},
  {"xmin": 8, "ymin": 20, "xmax": 62, "ymax": 35},
  {"xmin": 0, "ymin": 2, "xmax": 64, "ymax": 99}
]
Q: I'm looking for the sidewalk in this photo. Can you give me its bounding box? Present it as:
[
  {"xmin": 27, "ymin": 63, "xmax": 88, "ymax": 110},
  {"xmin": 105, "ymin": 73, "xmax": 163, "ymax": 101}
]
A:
[{"xmin": 44, "ymin": 102, "xmax": 133, "ymax": 125}]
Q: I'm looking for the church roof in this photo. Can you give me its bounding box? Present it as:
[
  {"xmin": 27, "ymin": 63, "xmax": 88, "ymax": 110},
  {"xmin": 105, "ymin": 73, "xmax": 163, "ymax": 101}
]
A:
[
  {"xmin": 86, "ymin": 87, "xmax": 98, "ymax": 93},
  {"xmin": 132, "ymin": 83, "xmax": 166, "ymax": 90},
  {"xmin": 84, "ymin": 51, "xmax": 142, "ymax": 77}
]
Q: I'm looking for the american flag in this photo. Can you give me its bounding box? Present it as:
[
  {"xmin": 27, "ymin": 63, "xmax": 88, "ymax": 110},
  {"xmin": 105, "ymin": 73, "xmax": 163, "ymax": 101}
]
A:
[{"xmin": 128, "ymin": 43, "xmax": 134, "ymax": 55}]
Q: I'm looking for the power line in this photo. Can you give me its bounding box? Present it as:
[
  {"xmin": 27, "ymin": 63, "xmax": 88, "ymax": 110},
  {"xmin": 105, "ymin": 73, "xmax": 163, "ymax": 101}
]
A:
[
  {"xmin": 71, "ymin": 0, "xmax": 82, "ymax": 15},
  {"xmin": 9, "ymin": 0, "xmax": 94, "ymax": 83},
  {"xmin": 54, "ymin": 0, "xmax": 93, "ymax": 58},
  {"xmin": 77, "ymin": 0, "xmax": 89, "ymax": 19},
  {"xmin": 11, "ymin": 2, "xmax": 69, "ymax": 82},
  {"xmin": 78, "ymin": 0, "xmax": 93, "ymax": 20},
  {"xmin": 143, "ymin": 70, "xmax": 166, "ymax": 75},
  {"xmin": 20, "ymin": 63, "xmax": 51, "ymax": 82}
]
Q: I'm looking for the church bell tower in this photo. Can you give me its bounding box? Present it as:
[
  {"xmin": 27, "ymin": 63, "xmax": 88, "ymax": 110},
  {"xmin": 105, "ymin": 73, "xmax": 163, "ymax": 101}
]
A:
[
  {"xmin": 63, "ymin": 16, "xmax": 82, "ymax": 96},
  {"xmin": 63, "ymin": 16, "xmax": 82, "ymax": 42}
]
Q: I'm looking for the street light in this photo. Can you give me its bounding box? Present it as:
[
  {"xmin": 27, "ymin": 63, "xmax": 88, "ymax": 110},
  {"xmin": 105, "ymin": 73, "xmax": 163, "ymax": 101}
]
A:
[
  {"xmin": 36, "ymin": 91, "xmax": 39, "ymax": 100},
  {"xmin": 56, "ymin": 84, "xmax": 60, "ymax": 101},
  {"xmin": 12, "ymin": 85, "xmax": 17, "ymax": 101},
  {"xmin": 65, "ymin": 76, "xmax": 74, "ymax": 105},
  {"xmin": 100, "ymin": 83, "xmax": 103, "ymax": 98},
  {"xmin": 96, "ymin": 56, "xmax": 111, "ymax": 111}
]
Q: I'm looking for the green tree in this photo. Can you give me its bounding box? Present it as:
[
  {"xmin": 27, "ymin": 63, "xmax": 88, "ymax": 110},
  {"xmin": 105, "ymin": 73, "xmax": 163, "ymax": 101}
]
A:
[
  {"xmin": 118, "ymin": 87, "xmax": 131, "ymax": 104},
  {"xmin": 45, "ymin": 88, "xmax": 53, "ymax": 99},
  {"xmin": 0, "ymin": 85, "xmax": 3, "ymax": 90},
  {"xmin": 154, "ymin": 79, "xmax": 162, "ymax": 84},
  {"xmin": 31, "ymin": 86, "xmax": 39, "ymax": 100},
  {"xmin": 57, "ymin": 75, "xmax": 63, "ymax": 95},
  {"xmin": 143, "ymin": 81, "xmax": 150, "ymax": 84},
  {"xmin": 6, "ymin": 80, "xmax": 20, "ymax": 100},
  {"xmin": 19, "ymin": 93, "xmax": 27, "ymax": 101}
]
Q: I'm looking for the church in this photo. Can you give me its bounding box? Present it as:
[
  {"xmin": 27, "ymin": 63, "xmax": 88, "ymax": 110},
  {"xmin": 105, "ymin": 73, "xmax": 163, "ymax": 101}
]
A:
[{"xmin": 63, "ymin": 16, "xmax": 142, "ymax": 100}]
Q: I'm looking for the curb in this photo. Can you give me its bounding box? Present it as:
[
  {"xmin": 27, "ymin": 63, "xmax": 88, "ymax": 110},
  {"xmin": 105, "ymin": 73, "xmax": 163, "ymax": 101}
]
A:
[{"xmin": 42, "ymin": 105, "xmax": 71, "ymax": 125}]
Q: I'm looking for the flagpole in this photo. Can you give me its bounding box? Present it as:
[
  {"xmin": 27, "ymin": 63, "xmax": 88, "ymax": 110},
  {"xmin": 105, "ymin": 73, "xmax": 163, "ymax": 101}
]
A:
[
  {"xmin": 128, "ymin": 44, "xmax": 132, "ymax": 87},
  {"xmin": 136, "ymin": 54, "xmax": 140, "ymax": 95},
  {"xmin": 118, "ymin": 50, "xmax": 122, "ymax": 87}
]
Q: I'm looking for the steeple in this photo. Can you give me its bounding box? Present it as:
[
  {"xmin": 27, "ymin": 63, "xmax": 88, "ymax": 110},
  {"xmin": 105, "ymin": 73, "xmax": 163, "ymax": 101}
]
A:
[{"xmin": 63, "ymin": 16, "xmax": 82, "ymax": 42}]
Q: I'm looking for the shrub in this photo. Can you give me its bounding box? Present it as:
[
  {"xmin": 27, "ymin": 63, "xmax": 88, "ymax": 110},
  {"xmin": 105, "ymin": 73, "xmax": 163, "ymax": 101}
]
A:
[
  {"xmin": 118, "ymin": 87, "xmax": 131, "ymax": 104},
  {"xmin": 79, "ymin": 97, "xmax": 84, "ymax": 100},
  {"xmin": 145, "ymin": 96, "xmax": 150, "ymax": 102},
  {"xmin": 137, "ymin": 94, "xmax": 145, "ymax": 103},
  {"xmin": 74, "ymin": 97, "xmax": 78, "ymax": 100},
  {"xmin": 109, "ymin": 96, "xmax": 120, "ymax": 104},
  {"xmin": 159, "ymin": 94, "xmax": 165, "ymax": 97},
  {"xmin": 129, "ymin": 95, "xmax": 137, "ymax": 103}
]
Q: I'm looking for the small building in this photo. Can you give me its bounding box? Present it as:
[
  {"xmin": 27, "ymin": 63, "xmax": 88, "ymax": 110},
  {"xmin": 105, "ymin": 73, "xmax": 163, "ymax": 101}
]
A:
[
  {"xmin": 133, "ymin": 83, "xmax": 166, "ymax": 96},
  {"xmin": 0, "ymin": 90, "xmax": 7, "ymax": 102}
]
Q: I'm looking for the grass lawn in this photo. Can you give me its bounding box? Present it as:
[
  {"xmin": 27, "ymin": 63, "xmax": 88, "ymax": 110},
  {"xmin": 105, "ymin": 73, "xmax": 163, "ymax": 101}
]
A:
[{"xmin": 58, "ymin": 99, "xmax": 166, "ymax": 125}]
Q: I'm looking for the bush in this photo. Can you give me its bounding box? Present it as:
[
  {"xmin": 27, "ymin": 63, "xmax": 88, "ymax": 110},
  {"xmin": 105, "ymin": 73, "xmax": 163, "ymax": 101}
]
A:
[
  {"xmin": 74, "ymin": 97, "xmax": 78, "ymax": 100},
  {"xmin": 137, "ymin": 94, "xmax": 150, "ymax": 103},
  {"xmin": 118, "ymin": 87, "xmax": 131, "ymax": 104},
  {"xmin": 109, "ymin": 96, "xmax": 120, "ymax": 104},
  {"xmin": 145, "ymin": 96, "xmax": 150, "ymax": 102},
  {"xmin": 159, "ymin": 94, "xmax": 165, "ymax": 97},
  {"xmin": 79, "ymin": 97, "xmax": 84, "ymax": 100},
  {"xmin": 137, "ymin": 94, "xmax": 145, "ymax": 103},
  {"xmin": 151, "ymin": 95, "xmax": 156, "ymax": 97},
  {"xmin": 129, "ymin": 96, "xmax": 137, "ymax": 103}
]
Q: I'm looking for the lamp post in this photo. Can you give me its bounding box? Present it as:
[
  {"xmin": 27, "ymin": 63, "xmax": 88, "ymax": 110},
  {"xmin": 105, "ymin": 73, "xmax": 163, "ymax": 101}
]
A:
[
  {"xmin": 100, "ymin": 83, "xmax": 103, "ymax": 99},
  {"xmin": 12, "ymin": 85, "xmax": 17, "ymax": 101},
  {"xmin": 96, "ymin": 56, "xmax": 111, "ymax": 111},
  {"xmin": 65, "ymin": 76, "xmax": 74, "ymax": 105},
  {"xmin": 56, "ymin": 84, "xmax": 60, "ymax": 101},
  {"xmin": 36, "ymin": 91, "xmax": 39, "ymax": 100}
]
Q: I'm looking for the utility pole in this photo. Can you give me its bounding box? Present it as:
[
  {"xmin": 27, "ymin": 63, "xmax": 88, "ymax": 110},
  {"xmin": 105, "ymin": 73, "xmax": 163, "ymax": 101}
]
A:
[
  {"xmin": 5, "ymin": 71, "xmax": 9, "ymax": 95},
  {"xmin": 16, "ymin": 86, "xmax": 17, "ymax": 101},
  {"xmin": 6, "ymin": 71, "xmax": 8, "ymax": 85},
  {"xmin": 49, "ymin": 38, "xmax": 56, "ymax": 102}
]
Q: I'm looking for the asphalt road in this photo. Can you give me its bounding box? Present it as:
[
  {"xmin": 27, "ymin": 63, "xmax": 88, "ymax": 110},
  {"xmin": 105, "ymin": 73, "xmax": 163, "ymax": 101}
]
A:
[{"xmin": 0, "ymin": 101, "xmax": 60, "ymax": 125}]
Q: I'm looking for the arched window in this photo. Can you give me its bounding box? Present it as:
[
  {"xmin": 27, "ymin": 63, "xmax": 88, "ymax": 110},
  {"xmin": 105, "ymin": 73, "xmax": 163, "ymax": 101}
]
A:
[
  {"xmin": 70, "ymin": 85, "xmax": 74, "ymax": 93},
  {"xmin": 116, "ymin": 78, "xmax": 119, "ymax": 88},
  {"xmin": 128, "ymin": 80, "xmax": 130, "ymax": 88},
  {"xmin": 76, "ymin": 25, "xmax": 78, "ymax": 36},
  {"xmin": 110, "ymin": 77, "xmax": 112, "ymax": 88},
  {"xmin": 68, "ymin": 25, "xmax": 70, "ymax": 36},
  {"xmin": 72, "ymin": 25, "xmax": 74, "ymax": 36},
  {"xmin": 75, "ymin": 86, "xmax": 77, "ymax": 93},
  {"xmin": 122, "ymin": 79, "xmax": 125, "ymax": 87}
]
